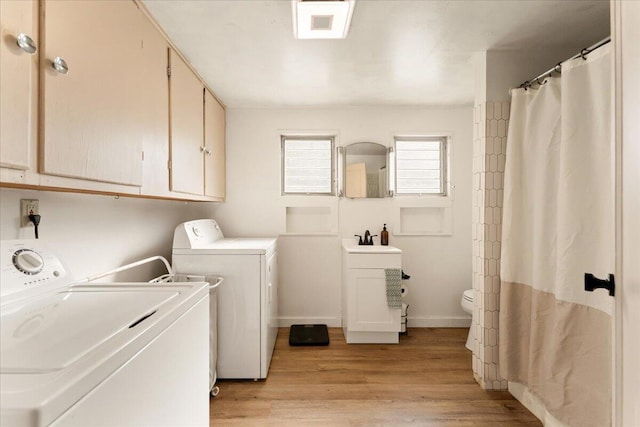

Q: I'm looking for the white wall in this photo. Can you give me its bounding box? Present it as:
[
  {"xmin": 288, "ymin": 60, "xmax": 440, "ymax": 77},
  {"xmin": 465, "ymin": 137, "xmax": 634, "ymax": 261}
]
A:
[
  {"xmin": 212, "ymin": 106, "xmax": 473, "ymax": 327},
  {"xmin": 0, "ymin": 188, "xmax": 212, "ymax": 281}
]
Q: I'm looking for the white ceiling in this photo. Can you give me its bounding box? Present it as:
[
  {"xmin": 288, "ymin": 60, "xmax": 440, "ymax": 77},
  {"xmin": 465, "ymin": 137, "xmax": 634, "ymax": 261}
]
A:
[{"xmin": 142, "ymin": 0, "xmax": 609, "ymax": 108}]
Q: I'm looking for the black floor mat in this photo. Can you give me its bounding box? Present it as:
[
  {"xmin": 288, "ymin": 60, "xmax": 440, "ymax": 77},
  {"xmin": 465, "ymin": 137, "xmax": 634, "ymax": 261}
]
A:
[{"xmin": 289, "ymin": 324, "xmax": 330, "ymax": 346}]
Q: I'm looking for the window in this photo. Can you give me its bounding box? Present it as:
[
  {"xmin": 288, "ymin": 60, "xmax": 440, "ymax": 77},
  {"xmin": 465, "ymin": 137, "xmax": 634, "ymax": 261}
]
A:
[
  {"xmin": 281, "ymin": 136, "xmax": 334, "ymax": 195},
  {"xmin": 394, "ymin": 136, "xmax": 448, "ymax": 195}
]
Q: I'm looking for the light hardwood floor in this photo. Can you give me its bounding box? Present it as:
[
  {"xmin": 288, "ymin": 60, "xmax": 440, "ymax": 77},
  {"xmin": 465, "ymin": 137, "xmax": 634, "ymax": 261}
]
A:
[{"xmin": 211, "ymin": 328, "xmax": 541, "ymax": 426}]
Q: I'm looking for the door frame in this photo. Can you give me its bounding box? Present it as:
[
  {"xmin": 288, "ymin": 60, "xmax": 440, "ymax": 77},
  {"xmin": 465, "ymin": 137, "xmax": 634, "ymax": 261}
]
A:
[{"xmin": 612, "ymin": 0, "xmax": 640, "ymax": 425}]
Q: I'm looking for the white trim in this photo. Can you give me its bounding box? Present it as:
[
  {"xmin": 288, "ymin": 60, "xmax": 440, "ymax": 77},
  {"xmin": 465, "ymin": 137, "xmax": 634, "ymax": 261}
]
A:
[
  {"xmin": 407, "ymin": 316, "xmax": 471, "ymax": 328},
  {"xmin": 278, "ymin": 317, "xmax": 342, "ymax": 328},
  {"xmin": 394, "ymin": 232, "xmax": 453, "ymax": 237},
  {"xmin": 278, "ymin": 316, "xmax": 471, "ymax": 328},
  {"xmin": 613, "ymin": 1, "xmax": 640, "ymax": 424},
  {"xmin": 278, "ymin": 233, "xmax": 339, "ymax": 237},
  {"xmin": 612, "ymin": 1, "xmax": 623, "ymax": 424}
]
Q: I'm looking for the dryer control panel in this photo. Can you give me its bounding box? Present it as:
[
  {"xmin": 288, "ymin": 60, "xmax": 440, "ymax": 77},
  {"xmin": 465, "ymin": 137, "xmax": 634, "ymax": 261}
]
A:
[
  {"xmin": 0, "ymin": 240, "xmax": 72, "ymax": 299},
  {"xmin": 173, "ymin": 219, "xmax": 225, "ymax": 249}
]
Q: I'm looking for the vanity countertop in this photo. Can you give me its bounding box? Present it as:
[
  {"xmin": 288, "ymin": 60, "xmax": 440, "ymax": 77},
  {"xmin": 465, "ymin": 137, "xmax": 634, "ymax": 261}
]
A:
[{"xmin": 341, "ymin": 239, "xmax": 402, "ymax": 254}]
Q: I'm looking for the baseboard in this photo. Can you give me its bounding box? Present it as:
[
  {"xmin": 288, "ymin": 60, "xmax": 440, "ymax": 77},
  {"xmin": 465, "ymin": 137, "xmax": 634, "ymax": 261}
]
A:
[
  {"xmin": 278, "ymin": 317, "xmax": 342, "ymax": 328},
  {"xmin": 277, "ymin": 316, "xmax": 471, "ymax": 328},
  {"xmin": 407, "ymin": 316, "xmax": 471, "ymax": 328}
]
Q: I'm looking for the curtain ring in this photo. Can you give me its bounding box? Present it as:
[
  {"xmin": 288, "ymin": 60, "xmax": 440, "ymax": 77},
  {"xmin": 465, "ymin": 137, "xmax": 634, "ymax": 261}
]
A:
[
  {"xmin": 114, "ymin": 195, "xmax": 120, "ymax": 200},
  {"xmin": 537, "ymin": 77, "xmax": 547, "ymax": 86},
  {"xmin": 554, "ymin": 63, "xmax": 562, "ymax": 73},
  {"xmin": 580, "ymin": 48, "xmax": 589, "ymax": 60}
]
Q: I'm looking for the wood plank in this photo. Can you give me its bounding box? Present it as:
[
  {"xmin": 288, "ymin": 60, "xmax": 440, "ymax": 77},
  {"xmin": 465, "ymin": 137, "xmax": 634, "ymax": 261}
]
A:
[{"xmin": 211, "ymin": 328, "xmax": 541, "ymax": 426}]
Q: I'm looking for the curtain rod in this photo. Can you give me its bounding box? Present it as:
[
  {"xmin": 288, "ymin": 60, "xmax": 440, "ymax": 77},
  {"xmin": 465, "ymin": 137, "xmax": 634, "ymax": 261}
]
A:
[{"xmin": 518, "ymin": 36, "xmax": 611, "ymax": 90}]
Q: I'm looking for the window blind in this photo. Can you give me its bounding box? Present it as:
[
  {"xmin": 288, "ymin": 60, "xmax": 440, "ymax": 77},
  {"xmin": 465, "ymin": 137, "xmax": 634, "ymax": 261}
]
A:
[
  {"xmin": 395, "ymin": 138, "xmax": 445, "ymax": 195},
  {"xmin": 282, "ymin": 138, "xmax": 333, "ymax": 194}
]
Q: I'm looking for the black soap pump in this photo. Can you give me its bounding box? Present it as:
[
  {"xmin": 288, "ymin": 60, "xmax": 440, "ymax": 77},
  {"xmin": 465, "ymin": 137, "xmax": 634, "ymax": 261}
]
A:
[{"xmin": 381, "ymin": 224, "xmax": 389, "ymax": 246}]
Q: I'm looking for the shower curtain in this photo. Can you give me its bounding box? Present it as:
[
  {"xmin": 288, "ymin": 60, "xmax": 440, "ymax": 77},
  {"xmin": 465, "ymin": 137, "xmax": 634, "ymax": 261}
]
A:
[{"xmin": 500, "ymin": 45, "xmax": 614, "ymax": 427}]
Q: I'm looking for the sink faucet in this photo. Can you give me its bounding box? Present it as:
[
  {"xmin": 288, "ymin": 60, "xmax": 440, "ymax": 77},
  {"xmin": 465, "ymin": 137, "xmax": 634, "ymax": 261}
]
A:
[
  {"xmin": 354, "ymin": 230, "xmax": 378, "ymax": 245},
  {"xmin": 364, "ymin": 230, "xmax": 377, "ymax": 245}
]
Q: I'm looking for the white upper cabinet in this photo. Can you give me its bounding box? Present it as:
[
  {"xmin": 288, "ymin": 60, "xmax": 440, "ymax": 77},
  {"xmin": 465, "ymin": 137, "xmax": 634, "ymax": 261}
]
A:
[
  {"xmin": 139, "ymin": 13, "xmax": 171, "ymax": 197},
  {"xmin": 0, "ymin": 0, "xmax": 37, "ymax": 171},
  {"xmin": 204, "ymin": 90, "xmax": 226, "ymax": 200},
  {"xmin": 1, "ymin": 0, "xmax": 225, "ymax": 201},
  {"xmin": 40, "ymin": 0, "xmax": 144, "ymax": 186},
  {"xmin": 169, "ymin": 49, "xmax": 205, "ymax": 196}
]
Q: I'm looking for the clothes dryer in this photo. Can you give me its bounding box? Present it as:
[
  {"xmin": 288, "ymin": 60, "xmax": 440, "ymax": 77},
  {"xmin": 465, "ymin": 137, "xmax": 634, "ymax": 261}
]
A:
[{"xmin": 172, "ymin": 219, "xmax": 278, "ymax": 380}]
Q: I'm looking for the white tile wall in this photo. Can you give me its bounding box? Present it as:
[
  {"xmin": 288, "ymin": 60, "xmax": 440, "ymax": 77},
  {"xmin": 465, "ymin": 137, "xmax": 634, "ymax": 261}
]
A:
[{"xmin": 471, "ymin": 101, "xmax": 509, "ymax": 390}]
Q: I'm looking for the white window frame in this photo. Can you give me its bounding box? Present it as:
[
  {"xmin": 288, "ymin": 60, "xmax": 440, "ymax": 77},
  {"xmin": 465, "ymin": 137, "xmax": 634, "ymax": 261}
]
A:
[
  {"xmin": 281, "ymin": 135, "xmax": 336, "ymax": 195},
  {"xmin": 394, "ymin": 136, "xmax": 449, "ymax": 196}
]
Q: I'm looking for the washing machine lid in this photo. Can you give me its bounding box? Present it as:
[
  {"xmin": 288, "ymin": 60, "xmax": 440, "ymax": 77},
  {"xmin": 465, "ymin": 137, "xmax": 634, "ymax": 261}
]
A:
[
  {"xmin": 1, "ymin": 286, "xmax": 179, "ymax": 373},
  {"xmin": 463, "ymin": 290, "xmax": 474, "ymax": 302},
  {"xmin": 0, "ymin": 281, "xmax": 208, "ymax": 427},
  {"xmin": 172, "ymin": 237, "xmax": 277, "ymax": 255}
]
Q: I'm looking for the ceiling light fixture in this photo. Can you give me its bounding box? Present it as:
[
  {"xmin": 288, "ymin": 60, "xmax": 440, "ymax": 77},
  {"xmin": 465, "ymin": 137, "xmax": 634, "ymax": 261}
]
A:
[{"xmin": 292, "ymin": 0, "xmax": 356, "ymax": 39}]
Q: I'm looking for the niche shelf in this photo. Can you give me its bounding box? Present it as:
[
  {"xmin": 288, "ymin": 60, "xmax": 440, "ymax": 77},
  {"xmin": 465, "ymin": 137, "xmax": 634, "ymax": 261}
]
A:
[
  {"xmin": 281, "ymin": 198, "xmax": 339, "ymax": 235},
  {"xmin": 393, "ymin": 198, "xmax": 453, "ymax": 236}
]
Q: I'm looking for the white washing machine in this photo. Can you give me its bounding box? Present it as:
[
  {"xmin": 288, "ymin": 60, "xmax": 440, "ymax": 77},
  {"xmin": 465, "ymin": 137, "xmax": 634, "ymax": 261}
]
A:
[
  {"xmin": 0, "ymin": 240, "xmax": 210, "ymax": 427},
  {"xmin": 172, "ymin": 219, "xmax": 278, "ymax": 380}
]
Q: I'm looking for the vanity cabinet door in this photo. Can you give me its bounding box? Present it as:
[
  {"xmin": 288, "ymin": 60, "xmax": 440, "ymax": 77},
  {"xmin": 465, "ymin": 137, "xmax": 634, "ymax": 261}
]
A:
[
  {"xmin": 0, "ymin": 0, "xmax": 37, "ymax": 170},
  {"xmin": 169, "ymin": 49, "xmax": 204, "ymax": 195},
  {"xmin": 347, "ymin": 268, "xmax": 401, "ymax": 332},
  {"xmin": 41, "ymin": 0, "xmax": 144, "ymax": 186},
  {"xmin": 204, "ymin": 89, "xmax": 225, "ymax": 200}
]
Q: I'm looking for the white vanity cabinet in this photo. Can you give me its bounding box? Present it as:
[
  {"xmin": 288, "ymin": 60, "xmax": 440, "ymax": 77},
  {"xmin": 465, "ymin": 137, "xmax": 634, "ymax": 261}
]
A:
[{"xmin": 341, "ymin": 242, "xmax": 402, "ymax": 344}]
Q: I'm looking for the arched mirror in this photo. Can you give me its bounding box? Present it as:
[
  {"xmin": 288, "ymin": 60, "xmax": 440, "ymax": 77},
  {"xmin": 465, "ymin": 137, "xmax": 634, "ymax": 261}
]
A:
[{"xmin": 340, "ymin": 142, "xmax": 390, "ymax": 198}]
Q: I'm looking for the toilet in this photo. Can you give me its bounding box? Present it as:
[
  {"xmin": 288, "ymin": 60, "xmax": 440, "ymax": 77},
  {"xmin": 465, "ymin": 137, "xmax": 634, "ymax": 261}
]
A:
[{"xmin": 461, "ymin": 289, "xmax": 474, "ymax": 351}]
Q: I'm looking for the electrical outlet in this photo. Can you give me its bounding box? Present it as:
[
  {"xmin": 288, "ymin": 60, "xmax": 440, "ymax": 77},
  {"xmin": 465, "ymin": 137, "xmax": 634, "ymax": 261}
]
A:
[{"xmin": 20, "ymin": 199, "xmax": 39, "ymax": 227}]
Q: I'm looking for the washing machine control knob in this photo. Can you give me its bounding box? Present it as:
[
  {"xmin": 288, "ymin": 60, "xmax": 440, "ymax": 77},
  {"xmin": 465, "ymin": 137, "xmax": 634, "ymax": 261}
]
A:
[{"xmin": 13, "ymin": 249, "xmax": 44, "ymax": 275}]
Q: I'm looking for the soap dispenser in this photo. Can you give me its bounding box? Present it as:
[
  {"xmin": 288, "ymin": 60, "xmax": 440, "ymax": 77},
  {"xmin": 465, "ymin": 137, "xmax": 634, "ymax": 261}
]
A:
[{"xmin": 381, "ymin": 224, "xmax": 389, "ymax": 246}]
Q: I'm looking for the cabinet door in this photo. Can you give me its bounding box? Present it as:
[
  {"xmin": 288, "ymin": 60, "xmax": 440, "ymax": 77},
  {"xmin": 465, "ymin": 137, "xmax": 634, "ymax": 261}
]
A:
[
  {"xmin": 139, "ymin": 16, "xmax": 170, "ymax": 197},
  {"xmin": 204, "ymin": 90, "xmax": 225, "ymax": 199},
  {"xmin": 41, "ymin": 0, "xmax": 144, "ymax": 186},
  {"xmin": 347, "ymin": 268, "xmax": 401, "ymax": 332},
  {"xmin": 169, "ymin": 49, "xmax": 204, "ymax": 195},
  {"xmin": 0, "ymin": 0, "xmax": 37, "ymax": 170}
]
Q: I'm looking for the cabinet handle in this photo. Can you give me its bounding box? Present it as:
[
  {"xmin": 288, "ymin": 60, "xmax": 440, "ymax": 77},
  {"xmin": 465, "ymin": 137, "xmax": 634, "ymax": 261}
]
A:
[
  {"xmin": 16, "ymin": 33, "xmax": 37, "ymax": 54},
  {"xmin": 52, "ymin": 57, "xmax": 69, "ymax": 74},
  {"xmin": 200, "ymin": 146, "xmax": 205, "ymax": 153},
  {"xmin": 205, "ymin": 148, "xmax": 212, "ymax": 156}
]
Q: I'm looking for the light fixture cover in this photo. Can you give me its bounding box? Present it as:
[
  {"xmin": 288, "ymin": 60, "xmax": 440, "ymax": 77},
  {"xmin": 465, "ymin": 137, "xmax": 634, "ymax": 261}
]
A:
[{"xmin": 292, "ymin": 0, "xmax": 356, "ymax": 39}]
